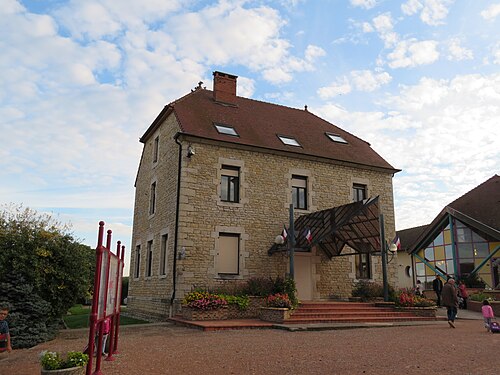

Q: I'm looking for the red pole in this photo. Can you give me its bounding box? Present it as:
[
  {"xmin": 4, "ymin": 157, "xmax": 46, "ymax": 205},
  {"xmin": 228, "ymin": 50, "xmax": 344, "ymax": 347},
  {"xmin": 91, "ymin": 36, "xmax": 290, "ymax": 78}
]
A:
[
  {"xmin": 86, "ymin": 222, "xmax": 105, "ymax": 375},
  {"xmin": 113, "ymin": 245, "xmax": 125, "ymax": 354}
]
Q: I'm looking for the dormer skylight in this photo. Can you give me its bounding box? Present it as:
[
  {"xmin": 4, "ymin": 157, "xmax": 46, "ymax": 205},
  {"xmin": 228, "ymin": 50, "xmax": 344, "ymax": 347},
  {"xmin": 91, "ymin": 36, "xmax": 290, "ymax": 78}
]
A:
[
  {"xmin": 214, "ymin": 123, "xmax": 239, "ymax": 136},
  {"xmin": 326, "ymin": 132, "xmax": 348, "ymax": 144},
  {"xmin": 278, "ymin": 135, "xmax": 301, "ymax": 147}
]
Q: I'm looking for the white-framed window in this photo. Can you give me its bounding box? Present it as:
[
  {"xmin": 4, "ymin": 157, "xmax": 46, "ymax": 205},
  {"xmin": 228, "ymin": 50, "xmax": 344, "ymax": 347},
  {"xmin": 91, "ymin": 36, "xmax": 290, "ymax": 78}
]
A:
[
  {"xmin": 149, "ymin": 181, "xmax": 157, "ymax": 216},
  {"xmin": 216, "ymin": 233, "xmax": 240, "ymax": 275},
  {"xmin": 353, "ymin": 183, "xmax": 367, "ymax": 202},
  {"xmin": 221, "ymin": 165, "xmax": 240, "ymax": 203},
  {"xmin": 159, "ymin": 234, "xmax": 168, "ymax": 276},
  {"xmin": 278, "ymin": 135, "xmax": 301, "ymax": 147},
  {"xmin": 214, "ymin": 123, "xmax": 239, "ymax": 136},
  {"xmin": 326, "ymin": 132, "xmax": 348, "ymax": 144},
  {"xmin": 146, "ymin": 240, "xmax": 153, "ymax": 278},
  {"xmin": 292, "ymin": 175, "xmax": 308, "ymax": 210},
  {"xmin": 134, "ymin": 245, "xmax": 141, "ymax": 279}
]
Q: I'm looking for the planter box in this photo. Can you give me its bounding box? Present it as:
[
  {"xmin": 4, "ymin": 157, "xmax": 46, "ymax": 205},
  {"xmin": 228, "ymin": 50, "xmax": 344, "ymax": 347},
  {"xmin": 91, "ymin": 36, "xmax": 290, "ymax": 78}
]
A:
[
  {"xmin": 259, "ymin": 307, "xmax": 291, "ymax": 323},
  {"xmin": 41, "ymin": 367, "xmax": 85, "ymax": 375},
  {"xmin": 227, "ymin": 296, "xmax": 266, "ymax": 319},
  {"xmin": 468, "ymin": 300, "xmax": 500, "ymax": 316},
  {"xmin": 396, "ymin": 306, "xmax": 437, "ymax": 317},
  {"xmin": 181, "ymin": 307, "xmax": 228, "ymax": 321}
]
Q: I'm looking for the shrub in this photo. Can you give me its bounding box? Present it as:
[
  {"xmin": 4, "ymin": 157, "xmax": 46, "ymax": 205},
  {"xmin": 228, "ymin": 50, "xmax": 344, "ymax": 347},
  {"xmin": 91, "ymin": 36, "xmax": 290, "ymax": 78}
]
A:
[
  {"xmin": 265, "ymin": 293, "xmax": 292, "ymax": 308},
  {"xmin": 219, "ymin": 294, "xmax": 250, "ymax": 310},
  {"xmin": 469, "ymin": 293, "xmax": 495, "ymax": 302},
  {"xmin": 243, "ymin": 277, "xmax": 275, "ymax": 296},
  {"xmin": 40, "ymin": 350, "xmax": 89, "ymax": 370},
  {"xmin": 352, "ymin": 280, "xmax": 390, "ymax": 301}
]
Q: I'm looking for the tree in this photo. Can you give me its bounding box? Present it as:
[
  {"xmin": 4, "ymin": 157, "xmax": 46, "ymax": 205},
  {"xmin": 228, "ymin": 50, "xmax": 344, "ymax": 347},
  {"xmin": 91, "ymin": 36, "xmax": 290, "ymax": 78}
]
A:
[{"xmin": 0, "ymin": 204, "xmax": 95, "ymax": 348}]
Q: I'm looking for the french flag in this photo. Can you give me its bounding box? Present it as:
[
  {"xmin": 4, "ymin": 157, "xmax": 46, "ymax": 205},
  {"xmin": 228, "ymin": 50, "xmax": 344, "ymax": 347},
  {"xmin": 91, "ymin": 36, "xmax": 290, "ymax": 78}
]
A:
[
  {"xmin": 392, "ymin": 235, "xmax": 401, "ymax": 250},
  {"xmin": 305, "ymin": 229, "xmax": 312, "ymax": 243},
  {"xmin": 282, "ymin": 226, "xmax": 288, "ymax": 241}
]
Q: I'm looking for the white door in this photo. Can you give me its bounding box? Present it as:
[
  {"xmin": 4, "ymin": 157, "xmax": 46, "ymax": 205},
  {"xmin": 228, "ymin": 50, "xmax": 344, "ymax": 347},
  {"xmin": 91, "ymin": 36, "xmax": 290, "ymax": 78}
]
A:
[{"xmin": 294, "ymin": 255, "xmax": 313, "ymax": 301}]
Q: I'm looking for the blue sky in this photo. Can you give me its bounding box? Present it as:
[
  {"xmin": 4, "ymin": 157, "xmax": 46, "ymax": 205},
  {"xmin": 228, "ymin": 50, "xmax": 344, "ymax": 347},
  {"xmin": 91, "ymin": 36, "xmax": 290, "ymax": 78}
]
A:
[{"xmin": 2, "ymin": 0, "xmax": 499, "ymax": 275}]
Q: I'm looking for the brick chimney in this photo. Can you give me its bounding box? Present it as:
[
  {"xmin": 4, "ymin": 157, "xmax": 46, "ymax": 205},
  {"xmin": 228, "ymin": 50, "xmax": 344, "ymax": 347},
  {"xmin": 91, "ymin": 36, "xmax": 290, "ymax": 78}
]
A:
[{"xmin": 213, "ymin": 71, "xmax": 238, "ymax": 105}]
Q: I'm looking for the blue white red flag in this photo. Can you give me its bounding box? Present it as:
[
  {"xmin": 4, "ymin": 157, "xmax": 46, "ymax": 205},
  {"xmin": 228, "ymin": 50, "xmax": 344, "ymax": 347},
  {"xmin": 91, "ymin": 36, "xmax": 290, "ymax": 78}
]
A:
[
  {"xmin": 306, "ymin": 228, "xmax": 312, "ymax": 243},
  {"xmin": 392, "ymin": 235, "xmax": 401, "ymax": 250}
]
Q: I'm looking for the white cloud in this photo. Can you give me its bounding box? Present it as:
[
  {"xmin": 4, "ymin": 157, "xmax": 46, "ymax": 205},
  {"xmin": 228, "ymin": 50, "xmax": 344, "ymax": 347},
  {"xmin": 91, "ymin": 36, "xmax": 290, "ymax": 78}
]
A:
[
  {"xmin": 493, "ymin": 43, "xmax": 500, "ymax": 65},
  {"xmin": 447, "ymin": 38, "xmax": 473, "ymax": 61},
  {"xmin": 315, "ymin": 72, "xmax": 500, "ymax": 230},
  {"xmin": 480, "ymin": 3, "xmax": 500, "ymax": 20},
  {"xmin": 350, "ymin": 0, "xmax": 378, "ymax": 9},
  {"xmin": 362, "ymin": 22, "xmax": 374, "ymax": 33},
  {"xmin": 237, "ymin": 76, "xmax": 256, "ymax": 97},
  {"xmin": 388, "ymin": 39, "xmax": 439, "ymax": 68},
  {"xmin": 317, "ymin": 70, "xmax": 391, "ymax": 98},
  {"xmin": 401, "ymin": 0, "xmax": 455, "ymax": 25},
  {"xmin": 318, "ymin": 78, "xmax": 352, "ymax": 99},
  {"xmin": 350, "ymin": 70, "xmax": 392, "ymax": 91},
  {"xmin": 372, "ymin": 13, "xmax": 398, "ymax": 47}
]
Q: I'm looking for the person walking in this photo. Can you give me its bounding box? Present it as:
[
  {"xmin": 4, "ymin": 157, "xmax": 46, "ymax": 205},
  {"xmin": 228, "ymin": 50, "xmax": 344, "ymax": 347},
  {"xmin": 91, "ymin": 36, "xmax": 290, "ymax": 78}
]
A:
[
  {"xmin": 432, "ymin": 275, "xmax": 443, "ymax": 306},
  {"xmin": 441, "ymin": 278, "xmax": 459, "ymax": 328},
  {"xmin": 458, "ymin": 281, "xmax": 468, "ymax": 309},
  {"xmin": 482, "ymin": 300, "xmax": 495, "ymax": 332}
]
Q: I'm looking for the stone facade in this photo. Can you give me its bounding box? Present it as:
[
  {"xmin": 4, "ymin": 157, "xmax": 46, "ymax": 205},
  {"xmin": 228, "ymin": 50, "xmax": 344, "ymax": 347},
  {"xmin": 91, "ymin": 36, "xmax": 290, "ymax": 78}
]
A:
[{"xmin": 128, "ymin": 113, "xmax": 398, "ymax": 321}]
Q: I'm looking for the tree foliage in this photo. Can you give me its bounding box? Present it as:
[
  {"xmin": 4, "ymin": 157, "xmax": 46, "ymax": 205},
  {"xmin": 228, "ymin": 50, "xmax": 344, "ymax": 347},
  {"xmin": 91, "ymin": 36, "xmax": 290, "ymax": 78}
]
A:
[{"xmin": 0, "ymin": 204, "xmax": 95, "ymax": 348}]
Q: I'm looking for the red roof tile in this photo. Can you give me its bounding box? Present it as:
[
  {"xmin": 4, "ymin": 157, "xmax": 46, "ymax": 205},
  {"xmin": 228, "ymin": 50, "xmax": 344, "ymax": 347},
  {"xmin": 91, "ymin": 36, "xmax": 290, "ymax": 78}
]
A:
[{"xmin": 144, "ymin": 88, "xmax": 398, "ymax": 172}]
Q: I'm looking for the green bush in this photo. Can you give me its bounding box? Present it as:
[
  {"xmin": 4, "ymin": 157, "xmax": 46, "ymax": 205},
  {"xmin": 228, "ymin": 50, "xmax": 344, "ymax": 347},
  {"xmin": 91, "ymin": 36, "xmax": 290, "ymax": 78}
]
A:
[
  {"xmin": 352, "ymin": 280, "xmax": 396, "ymax": 302},
  {"xmin": 219, "ymin": 294, "xmax": 250, "ymax": 310}
]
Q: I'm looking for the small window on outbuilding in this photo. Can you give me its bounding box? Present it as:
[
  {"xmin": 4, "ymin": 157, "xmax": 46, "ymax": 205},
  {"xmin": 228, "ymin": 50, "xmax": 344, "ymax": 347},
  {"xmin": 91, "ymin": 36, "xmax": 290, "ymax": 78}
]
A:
[
  {"xmin": 326, "ymin": 133, "xmax": 348, "ymax": 144},
  {"xmin": 214, "ymin": 123, "xmax": 239, "ymax": 136},
  {"xmin": 278, "ymin": 135, "xmax": 301, "ymax": 147}
]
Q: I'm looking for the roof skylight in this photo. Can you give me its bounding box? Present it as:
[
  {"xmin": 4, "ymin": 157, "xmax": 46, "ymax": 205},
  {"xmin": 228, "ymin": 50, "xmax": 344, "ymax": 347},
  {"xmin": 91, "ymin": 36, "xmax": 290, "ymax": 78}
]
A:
[
  {"xmin": 278, "ymin": 135, "xmax": 301, "ymax": 147},
  {"xmin": 214, "ymin": 123, "xmax": 239, "ymax": 136},
  {"xmin": 326, "ymin": 133, "xmax": 348, "ymax": 144}
]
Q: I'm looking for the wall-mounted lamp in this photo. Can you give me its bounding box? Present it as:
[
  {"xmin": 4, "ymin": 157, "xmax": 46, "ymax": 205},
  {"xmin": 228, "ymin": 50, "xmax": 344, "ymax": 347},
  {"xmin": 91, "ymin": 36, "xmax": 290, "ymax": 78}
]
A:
[
  {"xmin": 187, "ymin": 145, "xmax": 195, "ymax": 158},
  {"xmin": 274, "ymin": 235, "xmax": 285, "ymax": 245}
]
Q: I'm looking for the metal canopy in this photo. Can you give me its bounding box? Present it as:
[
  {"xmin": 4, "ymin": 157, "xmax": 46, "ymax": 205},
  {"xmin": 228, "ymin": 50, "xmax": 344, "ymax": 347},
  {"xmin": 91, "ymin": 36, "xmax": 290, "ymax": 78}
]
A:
[{"xmin": 276, "ymin": 196, "xmax": 381, "ymax": 259}]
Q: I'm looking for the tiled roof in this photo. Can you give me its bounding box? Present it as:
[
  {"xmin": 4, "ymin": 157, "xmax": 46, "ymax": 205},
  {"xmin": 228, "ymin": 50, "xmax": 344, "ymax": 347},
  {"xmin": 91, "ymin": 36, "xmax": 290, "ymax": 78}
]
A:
[
  {"xmin": 447, "ymin": 174, "xmax": 500, "ymax": 232},
  {"xmin": 144, "ymin": 88, "xmax": 398, "ymax": 172},
  {"xmin": 396, "ymin": 224, "xmax": 429, "ymax": 251}
]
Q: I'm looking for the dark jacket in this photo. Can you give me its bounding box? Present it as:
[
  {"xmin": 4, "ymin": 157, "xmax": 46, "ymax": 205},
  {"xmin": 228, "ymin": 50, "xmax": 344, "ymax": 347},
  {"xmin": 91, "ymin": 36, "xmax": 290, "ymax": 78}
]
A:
[
  {"xmin": 441, "ymin": 282, "xmax": 458, "ymax": 308},
  {"xmin": 432, "ymin": 278, "xmax": 443, "ymax": 292}
]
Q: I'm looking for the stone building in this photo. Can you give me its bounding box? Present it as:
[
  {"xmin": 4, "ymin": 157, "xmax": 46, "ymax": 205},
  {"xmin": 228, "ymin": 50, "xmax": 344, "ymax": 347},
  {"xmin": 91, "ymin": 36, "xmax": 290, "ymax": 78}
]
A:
[{"xmin": 128, "ymin": 71, "xmax": 400, "ymax": 320}]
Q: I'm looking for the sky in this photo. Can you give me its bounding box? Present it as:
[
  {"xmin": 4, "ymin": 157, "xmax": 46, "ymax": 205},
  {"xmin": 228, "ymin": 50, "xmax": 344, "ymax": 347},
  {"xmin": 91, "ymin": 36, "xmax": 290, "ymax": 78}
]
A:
[{"xmin": 1, "ymin": 0, "xmax": 499, "ymax": 275}]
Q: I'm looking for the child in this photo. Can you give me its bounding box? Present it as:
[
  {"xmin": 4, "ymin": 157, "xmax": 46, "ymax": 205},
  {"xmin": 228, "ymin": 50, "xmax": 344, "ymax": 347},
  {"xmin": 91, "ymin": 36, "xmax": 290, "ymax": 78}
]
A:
[
  {"xmin": 0, "ymin": 305, "xmax": 12, "ymax": 354},
  {"xmin": 482, "ymin": 300, "xmax": 494, "ymax": 332},
  {"xmin": 101, "ymin": 317, "xmax": 111, "ymax": 355}
]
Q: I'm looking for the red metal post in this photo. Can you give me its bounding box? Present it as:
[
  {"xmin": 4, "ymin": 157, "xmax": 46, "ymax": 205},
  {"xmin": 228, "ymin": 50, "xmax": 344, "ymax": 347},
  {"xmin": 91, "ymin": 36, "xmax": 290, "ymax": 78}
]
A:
[
  {"xmin": 86, "ymin": 222, "xmax": 105, "ymax": 375},
  {"xmin": 113, "ymin": 245, "xmax": 125, "ymax": 354},
  {"xmin": 105, "ymin": 241, "xmax": 121, "ymax": 362}
]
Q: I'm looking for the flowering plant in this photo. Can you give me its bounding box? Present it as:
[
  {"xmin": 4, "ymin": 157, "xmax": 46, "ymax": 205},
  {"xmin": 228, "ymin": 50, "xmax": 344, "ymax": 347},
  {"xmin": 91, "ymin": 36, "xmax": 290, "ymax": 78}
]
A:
[
  {"xmin": 183, "ymin": 291, "xmax": 228, "ymax": 311},
  {"xmin": 397, "ymin": 289, "xmax": 435, "ymax": 307},
  {"xmin": 40, "ymin": 350, "xmax": 89, "ymax": 370},
  {"xmin": 265, "ymin": 293, "xmax": 292, "ymax": 308}
]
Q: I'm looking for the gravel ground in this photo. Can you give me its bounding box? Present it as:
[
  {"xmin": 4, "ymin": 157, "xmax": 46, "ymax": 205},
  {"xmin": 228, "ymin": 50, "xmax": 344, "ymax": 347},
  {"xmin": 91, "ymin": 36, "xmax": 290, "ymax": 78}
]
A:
[{"xmin": 1, "ymin": 319, "xmax": 499, "ymax": 375}]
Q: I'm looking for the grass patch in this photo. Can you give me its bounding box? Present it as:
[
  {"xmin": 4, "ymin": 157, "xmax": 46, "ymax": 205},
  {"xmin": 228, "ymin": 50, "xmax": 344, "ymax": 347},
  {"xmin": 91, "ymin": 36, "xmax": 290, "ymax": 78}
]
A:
[{"xmin": 63, "ymin": 306, "xmax": 148, "ymax": 329}]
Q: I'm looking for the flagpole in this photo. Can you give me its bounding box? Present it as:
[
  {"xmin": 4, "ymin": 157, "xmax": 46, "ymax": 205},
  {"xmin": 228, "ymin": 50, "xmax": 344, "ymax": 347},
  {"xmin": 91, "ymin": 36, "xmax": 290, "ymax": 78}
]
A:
[{"xmin": 289, "ymin": 203, "xmax": 295, "ymax": 280}]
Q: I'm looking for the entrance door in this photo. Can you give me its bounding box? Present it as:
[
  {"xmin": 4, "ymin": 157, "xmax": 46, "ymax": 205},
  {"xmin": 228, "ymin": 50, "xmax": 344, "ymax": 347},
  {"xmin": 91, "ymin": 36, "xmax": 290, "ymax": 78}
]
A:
[{"xmin": 294, "ymin": 255, "xmax": 313, "ymax": 300}]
